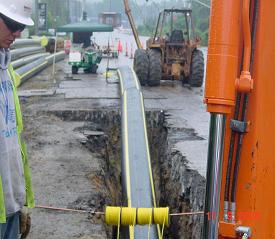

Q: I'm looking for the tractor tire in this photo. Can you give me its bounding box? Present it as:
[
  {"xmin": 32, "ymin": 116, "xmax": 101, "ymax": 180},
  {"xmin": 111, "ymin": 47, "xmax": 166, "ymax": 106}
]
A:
[
  {"xmin": 148, "ymin": 49, "xmax": 161, "ymax": 86},
  {"xmin": 134, "ymin": 49, "xmax": 149, "ymax": 86},
  {"xmin": 84, "ymin": 68, "xmax": 91, "ymax": 73},
  {"xmin": 189, "ymin": 49, "xmax": 204, "ymax": 87},
  {"xmin": 72, "ymin": 66, "xmax": 78, "ymax": 74},
  {"xmin": 90, "ymin": 64, "xmax": 98, "ymax": 74}
]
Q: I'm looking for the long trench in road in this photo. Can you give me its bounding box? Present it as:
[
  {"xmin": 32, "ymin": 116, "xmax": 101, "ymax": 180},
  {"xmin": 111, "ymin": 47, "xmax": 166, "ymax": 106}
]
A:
[{"xmin": 30, "ymin": 108, "xmax": 206, "ymax": 239}]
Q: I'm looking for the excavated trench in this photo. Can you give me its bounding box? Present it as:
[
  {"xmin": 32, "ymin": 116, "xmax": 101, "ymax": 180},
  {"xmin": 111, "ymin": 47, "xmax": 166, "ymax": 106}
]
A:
[{"xmin": 29, "ymin": 108, "xmax": 205, "ymax": 239}]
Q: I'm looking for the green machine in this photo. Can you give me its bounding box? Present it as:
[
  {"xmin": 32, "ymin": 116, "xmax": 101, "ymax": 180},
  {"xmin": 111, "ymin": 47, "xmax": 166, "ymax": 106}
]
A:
[
  {"xmin": 69, "ymin": 44, "xmax": 102, "ymax": 74},
  {"xmin": 58, "ymin": 19, "xmax": 113, "ymax": 74}
]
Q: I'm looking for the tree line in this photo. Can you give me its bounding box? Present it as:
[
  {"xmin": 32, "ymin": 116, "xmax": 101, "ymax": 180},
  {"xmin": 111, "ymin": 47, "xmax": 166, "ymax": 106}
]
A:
[
  {"xmin": 87, "ymin": 0, "xmax": 210, "ymax": 45},
  {"xmin": 30, "ymin": 0, "xmax": 210, "ymax": 45}
]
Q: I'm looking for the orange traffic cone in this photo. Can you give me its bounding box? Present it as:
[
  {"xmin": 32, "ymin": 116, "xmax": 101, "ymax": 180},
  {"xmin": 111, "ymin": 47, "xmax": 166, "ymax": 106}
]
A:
[
  {"xmin": 125, "ymin": 42, "xmax": 128, "ymax": 57},
  {"xmin": 117, "ymin": 40, "xmax": 123, "ymax": 53}
]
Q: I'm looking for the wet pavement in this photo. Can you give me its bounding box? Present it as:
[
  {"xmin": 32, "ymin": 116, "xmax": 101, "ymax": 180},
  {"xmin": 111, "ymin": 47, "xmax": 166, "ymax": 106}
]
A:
[{"xmin": 19, "ymin": 30, "xmax": 210, "ymax": 238}]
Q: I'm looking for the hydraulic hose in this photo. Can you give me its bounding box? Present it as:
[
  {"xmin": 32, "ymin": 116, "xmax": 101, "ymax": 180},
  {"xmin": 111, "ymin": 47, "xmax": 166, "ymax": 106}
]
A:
[
  {"xmin": 223, "ymin": 93, "xmax": 241, "ymax": 221},
  {"xmin": 242, "ymin": 0, "xmax": 252, "ymax": 72},
  {"xmin": 231, "ymin": 94, "xmax": 248, "ymax": 203},
  {"xmin": 224, "ymin": 93, "xmax": 241, "ymax": 202},
  {"xmin": 203, "ymin": 0, "xmax": 243, "ymax": 236},
  {"xmin": 230, "ymin": 0, "xmax": 259, "ymax": 222}
]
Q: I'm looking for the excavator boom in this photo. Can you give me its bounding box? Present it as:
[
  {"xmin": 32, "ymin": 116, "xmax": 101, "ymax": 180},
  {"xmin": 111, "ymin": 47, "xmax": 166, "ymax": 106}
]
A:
[
  {"xmin": 203, "ymin": 0, "xmax": 275, "ymax": 238},
  {"xmin": 123, "ymin": 0, "xmax": 143, "ymax": 49}
]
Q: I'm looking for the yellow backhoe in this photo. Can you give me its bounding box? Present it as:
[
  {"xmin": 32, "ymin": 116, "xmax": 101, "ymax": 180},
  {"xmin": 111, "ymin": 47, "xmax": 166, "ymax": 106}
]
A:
[{"xmin": 123, "ymin": 0, "xmax": 204, "ymax": 87}]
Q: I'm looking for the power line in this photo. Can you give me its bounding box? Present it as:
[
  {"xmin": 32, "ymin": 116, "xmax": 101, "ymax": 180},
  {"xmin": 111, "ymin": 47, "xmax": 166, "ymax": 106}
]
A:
[
  {"xmin": 192, "ymin": 0, "xmax": 211, "ymax": 9},
  {"xmin": 134, "ymin": 0, "xmax": 157, "ymax": 34}
]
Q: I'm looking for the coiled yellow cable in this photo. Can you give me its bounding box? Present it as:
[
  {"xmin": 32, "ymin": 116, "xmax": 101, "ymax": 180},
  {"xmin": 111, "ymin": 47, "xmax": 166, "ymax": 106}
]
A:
[
  {"xmin": 105, "ymin": 206, "xmax": 121, "ymax": 226},
  {"xmin": 137, "ymin": 208, "xmax": 153, "ymax": 225},
  {"xmin": 121, "ymin": 207, "xmax": 137, "ymax": 226},
  {"xmin": 153, "ymin": 207, "xmax": 169, "ymax": 226},
  {"xmin": 105, "ymin": 207, "xmax": 169, "ymax": 226}
]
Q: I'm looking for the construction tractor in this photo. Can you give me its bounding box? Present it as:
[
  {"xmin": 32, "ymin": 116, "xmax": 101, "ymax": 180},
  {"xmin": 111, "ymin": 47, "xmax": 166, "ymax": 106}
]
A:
[
  {"xmin": 69, "ymin": 43, "xmax": 102, "ymax": 74},
  {"xmin": 135, "ymin": 9, "xmax": 204, "ymax": 87},
  {"xmin": 123, "ymin": 0, "xmax": 204, "ymax": 87}
]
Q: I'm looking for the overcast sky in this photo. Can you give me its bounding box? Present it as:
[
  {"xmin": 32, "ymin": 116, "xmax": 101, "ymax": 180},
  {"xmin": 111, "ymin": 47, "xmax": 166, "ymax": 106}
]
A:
[{"xmin": 87, "ymin": 0, "xmax": 164, "ymax": 3}]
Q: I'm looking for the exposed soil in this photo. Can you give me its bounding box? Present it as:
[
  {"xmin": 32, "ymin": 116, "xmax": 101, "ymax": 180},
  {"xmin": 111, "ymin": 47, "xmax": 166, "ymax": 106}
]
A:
[
  {"xmin": 22, "ymin": 96, "xmax": 205, "ymax": 239},
  {"xmin": 18, "ymin": 44, "xmax": 208, "ymax": 238}
]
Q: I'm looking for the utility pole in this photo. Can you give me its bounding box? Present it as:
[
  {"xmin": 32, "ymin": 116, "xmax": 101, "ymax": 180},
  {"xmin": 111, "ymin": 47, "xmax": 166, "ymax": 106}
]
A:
[
  {"xmin": 35, "ymin": 0, "xmax": 39, "ymax": 35},
  {"xmin": 81, "ymin": 0, "xmax": 86, "ymax": 20},
  {"xmin": 82, "ymin": 0, "xmax": 86, "ymax": 14}
]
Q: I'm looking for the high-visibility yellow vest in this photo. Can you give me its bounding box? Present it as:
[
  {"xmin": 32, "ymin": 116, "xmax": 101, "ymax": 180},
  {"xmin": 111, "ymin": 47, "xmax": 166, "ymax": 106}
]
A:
[{"xmin": 0, "ymin": 65, "xmax": 35, "ymax": 223}]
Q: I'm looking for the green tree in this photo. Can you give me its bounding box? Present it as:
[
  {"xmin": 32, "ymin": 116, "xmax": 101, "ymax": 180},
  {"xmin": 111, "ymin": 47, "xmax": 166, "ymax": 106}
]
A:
[
  {"xmin": 140, "ymin": 1, "xmax": 210, "ymax": 45},
  {"xmin": 87, "ymin": 0, "xmax": 210, "ymax": 45},
  {"xmin": 40, "ymin": 0, "xmax": 70, "ymax": 30}
]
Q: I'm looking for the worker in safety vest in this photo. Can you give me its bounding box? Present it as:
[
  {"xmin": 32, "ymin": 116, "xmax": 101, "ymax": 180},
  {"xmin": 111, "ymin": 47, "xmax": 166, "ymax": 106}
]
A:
[{"xmin": 0, "ymin": 0, "xmax": 35, "ymax": 238}]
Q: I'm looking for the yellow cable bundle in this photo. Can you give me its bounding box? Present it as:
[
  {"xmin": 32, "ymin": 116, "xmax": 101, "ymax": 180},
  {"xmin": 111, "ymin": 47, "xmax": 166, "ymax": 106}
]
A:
[
  {"xmin": 121, "ymin": 207, "xmax": 137, "ymax": 226},
  {"xmin": 105, "ymin": 206, "xmax": 121, "ymax": 226},
  {"xmin": 153, "ymin": 207, "xmax": 169, "ymax": 226},
  {"xmin": 105, "ymin": 206, "xmax": 169, "ymax": 226},
  {"xmin": 137, "ymin": 208, "xmax": 153, "ymax": 225}
]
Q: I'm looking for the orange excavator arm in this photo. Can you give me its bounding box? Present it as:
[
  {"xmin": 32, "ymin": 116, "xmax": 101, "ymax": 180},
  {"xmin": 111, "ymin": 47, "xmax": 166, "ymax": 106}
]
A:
[{"xmin": 203, "ymin": 0, "xmax": 275, "ymax": 238}]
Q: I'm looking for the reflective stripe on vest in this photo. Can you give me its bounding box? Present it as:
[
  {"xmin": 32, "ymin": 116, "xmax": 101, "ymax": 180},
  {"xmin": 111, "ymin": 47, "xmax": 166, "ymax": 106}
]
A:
[
  {"xmin": 0, "ymin": 65, "xmax": 35, "ymax": 223},
  {"xmin": 8, "ymin": 65, "xmax": 35, "ymax": 208},
  {"xmin": 0, "ymin": 176, "xmax": 6, "ymax": 223}
]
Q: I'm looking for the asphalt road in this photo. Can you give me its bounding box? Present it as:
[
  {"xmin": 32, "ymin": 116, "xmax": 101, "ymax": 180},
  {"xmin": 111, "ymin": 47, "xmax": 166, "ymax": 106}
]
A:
[{"xmin": 18, "ymin": 30, "xmax": 209, "ymax": 238}]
